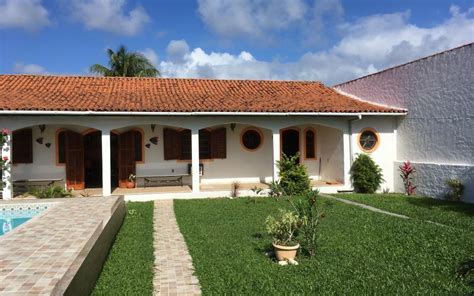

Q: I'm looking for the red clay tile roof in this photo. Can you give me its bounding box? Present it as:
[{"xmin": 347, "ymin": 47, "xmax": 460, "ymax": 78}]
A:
[{"xmin": 0, "ymin": 75, "xmax": 405, "ymax": 114}]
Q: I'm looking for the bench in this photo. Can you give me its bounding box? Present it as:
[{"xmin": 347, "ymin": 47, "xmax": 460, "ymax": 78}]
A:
[
  {"xmin": 13, "ymin": 178, "xmax": 64, "ymax": 192},
  {"xmin": 136, "ymin": 174, "xmax": 189, "ymax": 188}
]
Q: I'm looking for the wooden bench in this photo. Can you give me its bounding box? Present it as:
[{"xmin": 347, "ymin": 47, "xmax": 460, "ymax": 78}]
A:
[{"xmin": 136, "ymin": 174, "xmax": 189, "ymax": 188}]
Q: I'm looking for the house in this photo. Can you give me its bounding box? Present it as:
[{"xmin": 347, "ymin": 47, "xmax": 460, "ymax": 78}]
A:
[
  {"xmin": 335, "ymin": 42, "xmax": 474, "ymax": 203},
  {"xmin": 0, "ymin": 76, "xmax": 405, "ymax": 199}
]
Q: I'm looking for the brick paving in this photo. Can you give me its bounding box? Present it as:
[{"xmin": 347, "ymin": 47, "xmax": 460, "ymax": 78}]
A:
[
  {"xmin": 153, "ymin": 200, "xmax": 201, "ymax": 296},
  {"xmin": 0, "ymin": 196, "xmax": 123, "ymax": 295}
]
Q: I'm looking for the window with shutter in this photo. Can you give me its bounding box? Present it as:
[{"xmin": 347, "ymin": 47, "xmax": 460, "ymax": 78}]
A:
[
  {"xmin": 199, "ymin": 129, "xmax": 211, "ymax": 159},
  {"xmin": 163, "ymin": 128, "xmax": 181, "ymax": 160},
  {"xmin": 211, "ymin": 127, "xmax": 226, "ymax": 159},
  {"xmin": 12, "ymin": 128, "xmax": 33, "ymax": 164},
  {"xmin": 180, "ymin": 130, "xmax": 191, "ymax": 160}
]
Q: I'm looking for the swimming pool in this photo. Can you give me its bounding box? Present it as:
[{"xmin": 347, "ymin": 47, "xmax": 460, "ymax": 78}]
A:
[{"xmin": 0, "ymin": 203, "xmax": 51, "ymax": 236}]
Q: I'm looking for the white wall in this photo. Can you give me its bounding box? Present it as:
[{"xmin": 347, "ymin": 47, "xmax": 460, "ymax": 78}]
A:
[
  {"xmin": 336, "ymin": 44, "xmax": 474, "ymax": 202},
  {"xmin": 351, "ymin": 117, "xmax": 397, "ymax": 191},
  {"xmin": 1, "ymin": 114, "xmax": 398, "ymax": 192},
  {"xmin": 12, "ymin": 124, "xmax": 89, "ymax": 182}
]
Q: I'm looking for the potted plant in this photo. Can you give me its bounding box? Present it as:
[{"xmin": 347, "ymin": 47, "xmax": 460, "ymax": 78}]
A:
[
  {"xmin": 265, "ymin": 209, "xmax": 300, "ymax": 261},
  {"xmin": 126, "ymin": 174, "xmax": 136, "ymax": 188}
]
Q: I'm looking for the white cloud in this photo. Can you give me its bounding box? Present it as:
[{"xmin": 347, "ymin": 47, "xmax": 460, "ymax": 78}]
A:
[
  {"xmin": 139, "ymin": 48, "xmax": 159, "ymax": 66},
  {"xmin": 161, "ymin": 6, "xmax": 474, "ymax": 85},
  {"xmin": 69, "ymin": 0, "xmax": 150, "ymax": 35},
  {"xmin": 13, "ymin": 63, "xmax": 49, "ymax": 74},
  {"xmin": 0, "ymin": 0, "xmax": 51, "ymax": 31},
  {"xmin": 197, "ymin": 0, "xmax": 308, "ymax": 40},
  {"xmin": 166, "ymin": 40, "xmax": 190, "ymax": 64}
]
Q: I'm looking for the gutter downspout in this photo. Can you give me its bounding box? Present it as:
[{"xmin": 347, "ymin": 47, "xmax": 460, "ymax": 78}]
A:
[{"xmin": 348, "ymin": 114, "xmax": 362, "ymax": 164}]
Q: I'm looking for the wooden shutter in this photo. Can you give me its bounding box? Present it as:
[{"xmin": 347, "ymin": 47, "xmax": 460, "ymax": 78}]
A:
[
  {"xmin": 118, "ymin": 131, "xmax": 136, "ymax": 188},
  {"xmin": 65, "ymin": 131, "xmax": 84, "ymax": 190},
  {"xmin": 12, "ymin": 128, "xmax": 33, "ymax": 164},
  {"xmin": 199, "ymin": 130, "xmax": 211, "ymax": 159},
  {"xmin": 211, "ymin": 128, "xmax": 226, "ymax": 159},
  {"xmin": 163, "ymin": 128, "xmax": 181, "ymax": 160},
  {"xmin": 180, "ymin": 130, "xmax": 191, "ymax": 160}
]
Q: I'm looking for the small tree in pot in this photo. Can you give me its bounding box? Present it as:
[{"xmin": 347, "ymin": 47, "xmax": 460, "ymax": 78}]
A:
[{"xmin": 265, "ymin": 209, "xmax": 300, "ymax": 261}]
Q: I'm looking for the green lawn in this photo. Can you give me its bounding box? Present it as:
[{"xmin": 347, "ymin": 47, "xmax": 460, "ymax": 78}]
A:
[
  {"xmin": 92, "ymin": 202, "xmax": 155, "ymax": 295},
  {"xmin": 174, "ymin": 196, "xmax": 474, "ymax": 295},
  {"xmin": 334, "ymin": 193, "xmax": 474, "ymax": 231}
]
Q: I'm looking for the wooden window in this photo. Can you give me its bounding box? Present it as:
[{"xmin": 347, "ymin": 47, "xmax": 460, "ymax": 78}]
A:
[
  {"xmin": 12, "ymin": 128, "xmax": 33, "ymax": 164},
  {"xmin": 199, "ymin": 129, "xmax": 211, "ymax": 159},
  {"xmin": 305, "ymin": 129, "xmax": 316, "ymax": 159},
  {"xmin": 180, "ymin": 130, "xmax": 191, "ymax": 160},
  {"xmin": 57, "ymin": 130, "xmax": 67, "ymax": 164},
  {"xmin": 211, "ymin": 127, "xmax": 226, "ymax": 159},
  {"xmin": 163, "ymin": 127, "xmax": 227, "ymax": 160},
  {"xmin": 163, "ymin": 128, "xmax": 181, "ymax": 160},
  {"xmin": 133, "ymin": 130, "xmax": 143, "ymax": 162},
  {"xmin": 358, "ymin": 128, "xmax": 380, "ymax": 153},
  {"xmin": 241, "ymin": 128, "xmax": 263, "ymax": 151}
]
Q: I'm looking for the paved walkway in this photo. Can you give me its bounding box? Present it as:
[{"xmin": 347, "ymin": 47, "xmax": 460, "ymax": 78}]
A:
[{"xmin": 153, "ymin": 200, "xmax": 201, "ymax": 296}]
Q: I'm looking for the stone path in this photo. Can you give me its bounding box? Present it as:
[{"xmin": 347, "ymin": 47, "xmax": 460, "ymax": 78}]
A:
[{"xmin": 153, "ymin": 200, "xmax": 201, "ymax": 296}]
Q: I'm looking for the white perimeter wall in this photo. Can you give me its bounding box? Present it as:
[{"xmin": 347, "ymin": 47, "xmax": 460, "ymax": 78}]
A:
[{"xmin": 336, "ymin": 44, "xmax": 474, "ymax": 202}]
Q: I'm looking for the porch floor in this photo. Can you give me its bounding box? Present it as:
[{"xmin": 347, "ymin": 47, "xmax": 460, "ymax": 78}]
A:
[{"xmin": 69, "ymin": 180, "xmax": 341, "ymax": 197}]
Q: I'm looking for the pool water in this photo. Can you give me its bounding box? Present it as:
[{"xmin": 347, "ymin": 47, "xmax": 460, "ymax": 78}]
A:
[{"xmin": 0, "ymin": 204, "xmax": 50, "ymax": 236}]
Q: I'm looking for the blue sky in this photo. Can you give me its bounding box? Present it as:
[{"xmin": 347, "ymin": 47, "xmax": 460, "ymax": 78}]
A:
[{"xmin": 1, "ymin": 0, "xmax": 473, "ymax": 85}]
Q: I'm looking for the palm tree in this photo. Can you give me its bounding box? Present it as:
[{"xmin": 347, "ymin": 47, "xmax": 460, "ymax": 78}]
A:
[{"xmin": 90, "ymin": 45, "xmax": 159, "ymax": 77}]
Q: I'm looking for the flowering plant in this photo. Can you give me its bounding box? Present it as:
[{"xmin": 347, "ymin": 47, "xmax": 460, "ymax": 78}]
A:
[
  {"xmin": 1, "ymin": 128, "xmax": 11, "ymax": 189},
  {"xmin": 399, "ymin": 161, "xmax": 416, "ymax": 195}
]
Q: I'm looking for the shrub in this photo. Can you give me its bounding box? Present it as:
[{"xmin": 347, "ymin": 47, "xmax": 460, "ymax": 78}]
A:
[
  {"xmin": 265, "ymin": 209, "xmax": 300, "ymax": 246},
  {"xmin": 28, "ymin": 185, "xmax": 72, "ymax": 199},
  {"xmin": 445, "ymin": 179, "xmax": 464, "ymax": 202},
  {"xmin": 269, "ymin": 180, "xmax": 284, "ymax": 198},
  {"xmin": 277, "ymin": 153, "xmax": 311, "ymax": 196},
  {"xmin": 350, "ymin": 154, "xmax": 384, "ymax": 193},
  {"xmin": 291, "ymin": 190, "xmax": 324, "ymax": 257},
  {"xmin": 399, "ymin": 161, "xmax": 416, "ymax": 195}
]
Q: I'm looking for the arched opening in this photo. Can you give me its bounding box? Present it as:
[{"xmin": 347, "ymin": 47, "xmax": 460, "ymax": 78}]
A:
[{"xmin": 281, "ymin": 129, "xmax": 300, "ymax": 159}]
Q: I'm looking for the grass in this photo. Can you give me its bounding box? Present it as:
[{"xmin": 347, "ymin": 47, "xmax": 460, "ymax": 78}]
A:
[
  {"xmin": 334, "ymin": 193, "xmax": 474, "ymax": 231},
  {"xmin": 92, "ymin": 202, "xmax": 154, "ymax": 295},
  {"xmin": 174, "ymin": 196, "xmax": 474, "ymax": 295}
]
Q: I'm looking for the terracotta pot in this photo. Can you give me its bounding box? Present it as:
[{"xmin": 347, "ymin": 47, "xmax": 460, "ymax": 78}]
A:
[
  {"xmin": 126, "ymin": 181, "xmax": 135, "ymax": 188},
  {"xmin": 272, "ymin": 243, "xmax": 300, "ymax": 261}
]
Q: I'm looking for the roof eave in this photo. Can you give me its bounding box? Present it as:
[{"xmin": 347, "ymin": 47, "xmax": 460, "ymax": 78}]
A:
[{"xmin": 0, "ymin": 110, "xmax": 407, "ymax": 116}]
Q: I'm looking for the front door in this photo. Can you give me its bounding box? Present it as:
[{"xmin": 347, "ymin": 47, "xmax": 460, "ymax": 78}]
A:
[
  {"xmin": 65, "ymin": 131, "xmax": 85, "ymax": 190},
  {"xmin": 281, "ymin": 129, "xmax": 300, "ymax": 159},
  {"xmin": 118, "ymin": 131, "xmax": 136, "ymax": 188}
]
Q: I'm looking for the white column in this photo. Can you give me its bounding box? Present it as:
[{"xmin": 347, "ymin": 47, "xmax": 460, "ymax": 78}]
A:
[
  {"xmin": 101, "ymin": 129, "xmax": 111, "ymax": 196},
  {"xmin": 343, "ymin": 131, "xmax": 351, "ymax": 188},
  {"xmin": 2, "ymin": 132, "xmax": 12, "ymax": 200},
  {"xmin": 191, "ymin": 128, "xmax": 200, "ymax": 193},
  {"xmin": 272, "ymin": 128, "xmax": 281, "ymax": 182}
]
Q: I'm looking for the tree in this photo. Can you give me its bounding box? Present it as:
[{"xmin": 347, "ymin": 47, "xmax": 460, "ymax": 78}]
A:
[{"xmin": 90, "ymin": 45, "xmax": 159, "ymax": 77}]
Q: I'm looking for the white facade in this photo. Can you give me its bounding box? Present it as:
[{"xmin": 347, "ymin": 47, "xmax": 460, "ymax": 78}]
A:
[
  {"xmin": 0, "ymin": 114, "xmax": 400, "ymax": 199},
  {"xmin": 336, "ymin": 43, "xmax": 474, "ymax": 202}
]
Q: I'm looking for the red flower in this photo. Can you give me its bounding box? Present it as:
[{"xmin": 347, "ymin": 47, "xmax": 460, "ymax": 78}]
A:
[
  {"xmin": 2, "ymin": 156, "xmax": 8, "ymax": 161},
  {"xmin": 2, "ymin": 128, "xmax": 9, "ymax": 135}
]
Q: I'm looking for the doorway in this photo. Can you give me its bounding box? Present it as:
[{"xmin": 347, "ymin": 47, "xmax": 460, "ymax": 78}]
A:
[
  {"xmin": 83, "ymin": 131, "xmax": 102, "ymax": 188},
  {"xmin": 281, "ymin": 129, "xmax": 300, "ymax": 159}
]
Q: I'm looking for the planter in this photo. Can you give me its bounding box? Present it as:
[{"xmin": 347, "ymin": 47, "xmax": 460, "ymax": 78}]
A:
[
  {"xmin": 126, "ymin": 181, "xmax": 135, "ymax": 189},
  {"xmin": 272, "ymin": 242, "xmax": 300, "ymax": 261}
]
